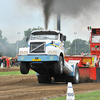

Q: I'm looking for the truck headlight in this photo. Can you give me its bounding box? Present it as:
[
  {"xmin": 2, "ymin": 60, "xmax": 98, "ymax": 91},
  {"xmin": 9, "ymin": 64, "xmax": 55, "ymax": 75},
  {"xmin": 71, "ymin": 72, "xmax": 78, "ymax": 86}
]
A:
[
  {"xmin": 20, "ymin": 51, "xmax": 23, "ymax": 55},
  {"xmin": 53, "ymin": 50, "xmax": 57, "ymax": 55},
  {"xmin": 24, "ymin": 51, "xmax": 28, "ymax": 55},
  {"xmin": 48, "ymin": 51, "xmax": 52, "ymax": 55}
]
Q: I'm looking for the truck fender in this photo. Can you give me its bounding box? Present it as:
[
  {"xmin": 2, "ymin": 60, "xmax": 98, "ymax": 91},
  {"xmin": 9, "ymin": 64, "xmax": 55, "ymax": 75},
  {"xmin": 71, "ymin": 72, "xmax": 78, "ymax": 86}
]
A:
[
  {"xmin": 72, "ymin": 64, "xmax": 77, "ymax": 76},
  {"xmin": 67, "ymin": 60, "xmax": 80, "ymax": 76}
]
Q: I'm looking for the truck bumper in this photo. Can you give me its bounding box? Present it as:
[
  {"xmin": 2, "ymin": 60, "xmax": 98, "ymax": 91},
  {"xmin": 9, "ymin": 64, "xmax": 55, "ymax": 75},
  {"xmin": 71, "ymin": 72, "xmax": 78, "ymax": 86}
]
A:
[{"xmin": 18, "ymin": 55, "xmax": 59, "ymax": 62}]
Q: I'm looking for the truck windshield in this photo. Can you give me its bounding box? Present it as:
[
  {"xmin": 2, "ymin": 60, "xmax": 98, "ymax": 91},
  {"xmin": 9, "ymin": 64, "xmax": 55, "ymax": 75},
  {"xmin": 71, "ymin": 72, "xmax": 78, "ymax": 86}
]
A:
[
  {"xmin": 31, "ymin": 34, "xmax": 58, "ymax": 40},
  {"xmin": 92, "ymin": 35, "xmax": 100, "ymax": 43}
]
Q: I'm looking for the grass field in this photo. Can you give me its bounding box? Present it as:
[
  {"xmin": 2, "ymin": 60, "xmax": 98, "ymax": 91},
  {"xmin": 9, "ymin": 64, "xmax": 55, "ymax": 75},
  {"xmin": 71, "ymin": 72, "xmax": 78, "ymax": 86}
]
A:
[
  {"xmin": 0, "ymin": 70, "xmax": 36, "ymax": 76},
  {"xmin": 49, "ymin": 90, "xmax": 100, "ymax": 100}
]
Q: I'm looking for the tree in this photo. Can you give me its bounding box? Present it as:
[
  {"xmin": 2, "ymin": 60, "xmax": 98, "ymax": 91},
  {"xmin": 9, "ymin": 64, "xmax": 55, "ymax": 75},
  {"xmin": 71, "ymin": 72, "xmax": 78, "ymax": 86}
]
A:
[
  {"xmin": 0, "ymin": 30, "xmax": 2, "ymax": 38},
  {"xmin": 64, "ymin": 41, "xmax": 71, "ymax": 48},
  {"xmin": 24, "ymin": 28, "xmax": 32, "ymax": 37},
  {"xmin": 67, "ymin": 39, "xmax": 90, "ymax": 55},
  {"xmin": 64, "ymin": 41, "xmax": 71, "ymax": 54},
  {"xmin": 32, "ymin": 26, "xmax": 43, "ymax": 30},
  {"xmin": 24, "ymin": 27, "xmax": 44, "ymax": 38}
]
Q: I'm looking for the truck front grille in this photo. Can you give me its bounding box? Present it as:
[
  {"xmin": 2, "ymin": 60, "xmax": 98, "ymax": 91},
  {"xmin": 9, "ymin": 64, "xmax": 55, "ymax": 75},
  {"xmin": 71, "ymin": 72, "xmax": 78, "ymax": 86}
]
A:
[{"xmin": 30, "ymin": 42, "xmax": 45, "ymax": 53}]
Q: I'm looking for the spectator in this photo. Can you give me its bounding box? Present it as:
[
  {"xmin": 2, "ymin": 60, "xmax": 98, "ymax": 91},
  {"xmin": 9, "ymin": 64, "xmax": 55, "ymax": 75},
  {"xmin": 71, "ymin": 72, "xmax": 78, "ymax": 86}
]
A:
[
  {"xmin": 15, "ymin": 57, "xmax": 19, "ymax": 67},
  {"xmin": 1, "ymin": 57, "xmax": 3, "ymax": 68},
  {"xmin": 6, "ymin": 57, "xmax": 10, "ymax": 68},
  {"xmin": 11, "ymin": 57, "xmax": 15, "ymax": 67},
  {"xmin": 2, "ymin": 56, "xmax": 6, "ymax": 67},
  {"xmin": 9, "ymin": 57, "xmax": 12, "ymax": 66},
  {"xmin": 0, "ymin": 57, "xmax": 1, "ymax": 66}
]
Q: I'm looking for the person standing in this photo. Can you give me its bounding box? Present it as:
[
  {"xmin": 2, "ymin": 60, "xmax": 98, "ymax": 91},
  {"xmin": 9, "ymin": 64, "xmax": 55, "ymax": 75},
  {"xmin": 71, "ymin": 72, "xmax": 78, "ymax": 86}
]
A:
[
  {"xmin": 6, "ymin": 57, "xmax": 10, "ymax": 68},
  {"xmin": 2, "ymin": 56, "xmax": 6, "ymax": 67},
  {"xmin": 1, "ymin": 57, "xmax": 3, "ymax": 68},
  {"xmin": 11, "ymin": 57, "xmax": 15, "ymax": 67},
  {"xmin": 0, "ymin": 57, "xmax": 1, "ymax": 65}
]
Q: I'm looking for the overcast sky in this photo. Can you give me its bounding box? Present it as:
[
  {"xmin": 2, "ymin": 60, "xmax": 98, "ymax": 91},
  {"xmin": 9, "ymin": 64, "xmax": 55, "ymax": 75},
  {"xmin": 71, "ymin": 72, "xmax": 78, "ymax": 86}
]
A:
[{"xmin": 0, "ymin": 0, "xmax": 100, "ymax": 43}]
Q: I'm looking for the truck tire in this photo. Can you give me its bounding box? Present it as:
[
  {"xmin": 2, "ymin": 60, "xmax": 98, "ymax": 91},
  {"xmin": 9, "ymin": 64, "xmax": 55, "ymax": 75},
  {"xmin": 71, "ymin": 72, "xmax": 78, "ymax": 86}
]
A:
[
  {"xmin": 72, "ymin": 65, "xmax": 79, "ymax": 84},
  {"xmin": 54, "ymin": 56, "xmax": 64, "ymax": 74},
  {"xmin": 20, "ymin": 62, "xmax": 30, "ymax": 74},
  {"xmin": 37, "ymin": 75, "xmax": 51, "ymax": 83}
]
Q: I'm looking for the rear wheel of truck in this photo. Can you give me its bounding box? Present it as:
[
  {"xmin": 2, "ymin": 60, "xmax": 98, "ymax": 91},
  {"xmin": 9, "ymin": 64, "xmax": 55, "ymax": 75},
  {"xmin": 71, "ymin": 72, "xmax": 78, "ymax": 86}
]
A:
[
  {"xmin": 20, "ymin": 62, "xmax": 30, "ymax": 74},
  {"xmin": 72, "ymin": 65, "xmax": 79, "ymax": 84},
  {"xmin": 54, "ymin": 56, "xmax": 64, "ymax": 74},
  {"xmin": 37, "ymin": 75, "xmax": 51, "ymax": 83}
]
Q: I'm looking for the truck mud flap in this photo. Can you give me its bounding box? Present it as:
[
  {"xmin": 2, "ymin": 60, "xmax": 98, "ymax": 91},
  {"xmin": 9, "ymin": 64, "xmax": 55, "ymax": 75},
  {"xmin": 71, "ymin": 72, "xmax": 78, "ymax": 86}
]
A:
[{"xmin": 96, "ymin": 68, "xmax": 100, "ymax": 82}]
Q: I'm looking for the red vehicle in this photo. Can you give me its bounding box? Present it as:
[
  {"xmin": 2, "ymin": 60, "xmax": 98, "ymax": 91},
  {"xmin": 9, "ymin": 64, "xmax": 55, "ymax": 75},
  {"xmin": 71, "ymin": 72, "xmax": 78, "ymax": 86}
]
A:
[
  {"xmin": 64, "ymin": 27, "xmax": 100, "ymax": 82},
  {"xmin": 90, "ymin": 28, "xmax": 100, "ymax": 67}
]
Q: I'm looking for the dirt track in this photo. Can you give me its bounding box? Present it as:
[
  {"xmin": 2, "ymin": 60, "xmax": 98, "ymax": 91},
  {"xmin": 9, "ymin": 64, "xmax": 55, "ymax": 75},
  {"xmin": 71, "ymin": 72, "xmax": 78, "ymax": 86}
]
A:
[{"xmin": 0, "ymin": 68, "xmax": 100, "ymax": 100}]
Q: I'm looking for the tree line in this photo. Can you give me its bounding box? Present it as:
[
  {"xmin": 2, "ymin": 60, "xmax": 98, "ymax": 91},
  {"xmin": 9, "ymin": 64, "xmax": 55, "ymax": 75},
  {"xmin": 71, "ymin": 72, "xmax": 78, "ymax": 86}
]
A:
[
  {"xmin": 64, "ymin": 39, "xmax": 90, "ymax": 55},
  {"xmin": 0, "ymin": 27, "xmax": 90, "ymax": 57}
]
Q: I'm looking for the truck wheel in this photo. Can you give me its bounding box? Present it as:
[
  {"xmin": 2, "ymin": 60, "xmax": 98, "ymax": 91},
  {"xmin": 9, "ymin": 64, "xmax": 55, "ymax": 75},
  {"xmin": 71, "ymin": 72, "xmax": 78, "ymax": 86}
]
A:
[
  {"xmin": 54, "ymin": 56, "xmax": 64, "ymax": 74},
  {"xmin": 37, "ymin": 75, "xmax": 51, "ymax": 83},
  {"xmin": 20, "ymin": 62, "xmax": 30, "ymax": 74},
  {"xmin": 72, "ymin": 65, "xmax": 79, "ymax": 84}
]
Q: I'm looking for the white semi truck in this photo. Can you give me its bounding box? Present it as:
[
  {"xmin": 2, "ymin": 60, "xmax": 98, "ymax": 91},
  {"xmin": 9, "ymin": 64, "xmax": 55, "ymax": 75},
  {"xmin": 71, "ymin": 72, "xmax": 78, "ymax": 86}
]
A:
[{"xmin": 18, "ymin": 30, "xmax": 79, "ymax": 83}]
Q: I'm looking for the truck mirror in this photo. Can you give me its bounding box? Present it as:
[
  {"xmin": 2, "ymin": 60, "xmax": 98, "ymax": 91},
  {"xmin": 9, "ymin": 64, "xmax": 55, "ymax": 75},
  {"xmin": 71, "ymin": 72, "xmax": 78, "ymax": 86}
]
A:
[{"xmin": 63, "ymin": 36, "xmax": 66, "ymax": 41}]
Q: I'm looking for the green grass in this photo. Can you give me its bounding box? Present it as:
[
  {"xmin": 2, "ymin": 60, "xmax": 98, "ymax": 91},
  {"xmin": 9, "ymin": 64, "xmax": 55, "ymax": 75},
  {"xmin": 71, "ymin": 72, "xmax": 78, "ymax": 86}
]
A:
[
  {"xmin": 49, "ymin": 91, "xmax": 100, "ymax": 100},
  {"xmin": 0, "ymin": 71, "xmax": 36, "ymax": 76},
  {"xmin": 49, "ymin": 96, "xmax": 65, "ymax": 100},
  {"xmin": 75, "ymin": 91, "xmax": 100, "ymax": 100}
]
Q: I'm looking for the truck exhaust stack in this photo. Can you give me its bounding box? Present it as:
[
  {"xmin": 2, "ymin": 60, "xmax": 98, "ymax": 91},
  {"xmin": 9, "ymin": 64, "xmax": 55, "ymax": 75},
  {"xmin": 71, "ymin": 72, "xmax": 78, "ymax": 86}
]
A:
[{"xmin": 57, "ymin": 13, "xmax": 61, "ymax": 31}]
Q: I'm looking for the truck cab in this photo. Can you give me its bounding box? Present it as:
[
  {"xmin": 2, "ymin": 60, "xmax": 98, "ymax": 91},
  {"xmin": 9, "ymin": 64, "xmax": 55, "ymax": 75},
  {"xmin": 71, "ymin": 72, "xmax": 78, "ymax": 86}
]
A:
[{"xmin": 18, "ymin": 30, "xmax": 65, "ymax": 76}]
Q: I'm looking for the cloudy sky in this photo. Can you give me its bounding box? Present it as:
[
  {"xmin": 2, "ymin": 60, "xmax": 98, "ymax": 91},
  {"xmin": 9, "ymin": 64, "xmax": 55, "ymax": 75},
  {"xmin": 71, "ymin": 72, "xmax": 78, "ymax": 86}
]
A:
[{"xmin": 0, "ymin": 0, "xmax": 100, "ymax": 43}]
